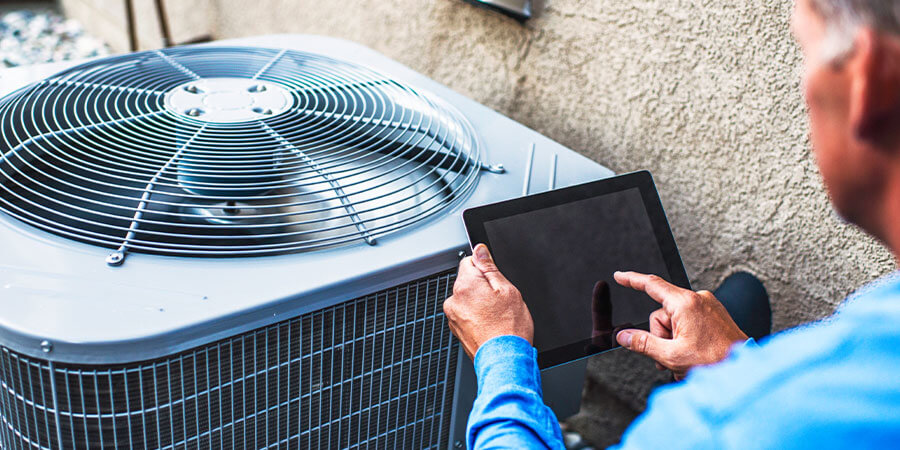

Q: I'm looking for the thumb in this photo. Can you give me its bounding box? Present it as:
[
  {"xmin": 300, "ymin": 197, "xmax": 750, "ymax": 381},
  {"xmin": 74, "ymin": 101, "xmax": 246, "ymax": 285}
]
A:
[
  {"xmin": 472, "ymin": 244, "xmax": 509, "ymax": 289},
  {"xmin": 616, "ymin": 329, "xmax": 670, "ymax": 362}
]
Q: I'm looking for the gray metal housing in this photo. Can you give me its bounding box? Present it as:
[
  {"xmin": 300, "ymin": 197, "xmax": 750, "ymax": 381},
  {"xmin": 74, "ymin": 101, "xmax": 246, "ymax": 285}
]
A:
[{"xmin": 0, "ymin": 35, "xmax": 613, "ymax": 448}]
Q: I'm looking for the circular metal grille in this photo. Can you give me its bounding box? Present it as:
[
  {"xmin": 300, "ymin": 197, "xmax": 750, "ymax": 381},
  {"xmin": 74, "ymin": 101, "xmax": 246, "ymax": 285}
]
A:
[{"xmin": 0, "ymin": 46, "xmax": 482, "ymax": 263}]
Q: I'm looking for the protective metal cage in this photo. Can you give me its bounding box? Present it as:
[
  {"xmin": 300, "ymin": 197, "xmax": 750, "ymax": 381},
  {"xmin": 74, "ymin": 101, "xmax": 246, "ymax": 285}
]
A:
[{"xmin": 0, "ymin": 47, "xmax": 482, "ymax": 265}]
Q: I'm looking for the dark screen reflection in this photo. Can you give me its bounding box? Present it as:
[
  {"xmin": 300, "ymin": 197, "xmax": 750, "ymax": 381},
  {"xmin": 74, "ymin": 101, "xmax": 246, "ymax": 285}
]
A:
[
  {"xmin": 585, "ymin": 280, "xmax": 633, "ymax": 354},
  {"xmin": 483, "ymin": 188, "xmax": 670, "ymax": 359}
]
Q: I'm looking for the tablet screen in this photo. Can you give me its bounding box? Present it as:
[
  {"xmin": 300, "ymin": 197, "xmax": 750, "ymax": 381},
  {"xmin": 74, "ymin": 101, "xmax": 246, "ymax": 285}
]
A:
[{"xmin": 465, "ymin": 172, "xmax": 688, "ymax": 368}]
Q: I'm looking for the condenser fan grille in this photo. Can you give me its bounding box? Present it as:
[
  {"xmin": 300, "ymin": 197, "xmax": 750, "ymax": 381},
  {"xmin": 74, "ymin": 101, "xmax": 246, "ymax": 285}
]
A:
[{"xmin": 0, "ymin": 47, "xmax": 482, "ymax": 262}]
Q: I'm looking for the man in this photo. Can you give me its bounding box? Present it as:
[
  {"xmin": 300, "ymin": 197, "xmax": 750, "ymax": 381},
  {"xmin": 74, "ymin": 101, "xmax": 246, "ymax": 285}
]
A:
[{"xmin": 442, "ymin": 0, "xmax": 900, "ymax": 448}]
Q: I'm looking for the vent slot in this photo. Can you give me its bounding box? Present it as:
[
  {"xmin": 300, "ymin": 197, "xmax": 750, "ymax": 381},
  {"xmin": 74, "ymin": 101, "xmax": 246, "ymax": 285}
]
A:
[
  {"xmin": 0, "ymin": 271, "xmax": 459, "ymax": 449},
  {"xmin": 0, "ymin": 47, "xmax": 481, "ymax": 261}
]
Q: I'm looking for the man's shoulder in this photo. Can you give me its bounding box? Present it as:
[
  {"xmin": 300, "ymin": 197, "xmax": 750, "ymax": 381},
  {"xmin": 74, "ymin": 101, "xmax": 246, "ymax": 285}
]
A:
[
  {"xmin": 738, "ymin": 270, "xmax": 900, "ymax": 383},
  {"xmin": 695, "ymin": 283, "xmax": 900, "ymax": 404}
]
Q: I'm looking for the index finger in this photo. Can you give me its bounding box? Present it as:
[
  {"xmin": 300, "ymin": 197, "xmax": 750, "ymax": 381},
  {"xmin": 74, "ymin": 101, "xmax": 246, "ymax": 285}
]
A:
[{"xmin": 613, "ymin": 271, "xmax": 690, "ymax": 309}]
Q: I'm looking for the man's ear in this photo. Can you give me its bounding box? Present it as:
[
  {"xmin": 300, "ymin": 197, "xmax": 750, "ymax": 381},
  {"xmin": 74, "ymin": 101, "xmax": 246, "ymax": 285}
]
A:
[{"xmin": 848, "ymin": 28, "xmax": 900, "ymax": 147}]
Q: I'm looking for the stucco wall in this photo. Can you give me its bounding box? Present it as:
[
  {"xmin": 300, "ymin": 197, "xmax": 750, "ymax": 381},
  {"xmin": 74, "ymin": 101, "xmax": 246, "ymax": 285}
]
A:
[{"xmin": 207, "ymin": 0, "xmax": 896, "ymax": 445}]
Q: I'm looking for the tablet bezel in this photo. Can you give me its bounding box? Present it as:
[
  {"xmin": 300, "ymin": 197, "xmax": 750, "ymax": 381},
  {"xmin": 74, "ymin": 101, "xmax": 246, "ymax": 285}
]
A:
[{"xmin": 462, "ymin": 170, "xmax": 691, "ymax": 369}]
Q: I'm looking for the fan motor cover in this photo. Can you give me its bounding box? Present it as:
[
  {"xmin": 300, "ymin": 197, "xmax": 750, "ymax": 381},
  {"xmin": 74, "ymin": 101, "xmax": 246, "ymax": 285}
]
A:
[{"xmin": 0, "ymin": 46, "xmax": 482, "ymax": 263}]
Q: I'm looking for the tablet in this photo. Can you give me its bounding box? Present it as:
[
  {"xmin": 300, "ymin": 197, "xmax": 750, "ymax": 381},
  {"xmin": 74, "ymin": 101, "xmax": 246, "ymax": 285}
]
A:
[{"xmin": 463, "ymin": 170, "xmax": 691, "ymax": 369}]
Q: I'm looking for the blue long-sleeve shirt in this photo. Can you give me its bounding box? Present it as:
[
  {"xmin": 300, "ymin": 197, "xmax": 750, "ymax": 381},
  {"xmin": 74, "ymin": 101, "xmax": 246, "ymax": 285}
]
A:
[{"xmin": 467, "ymin": 274, "xmax": 900, "ymax": 449}]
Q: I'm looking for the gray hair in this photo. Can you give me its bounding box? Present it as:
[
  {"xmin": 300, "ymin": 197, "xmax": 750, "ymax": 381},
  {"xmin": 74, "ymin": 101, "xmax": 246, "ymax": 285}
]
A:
[{"xmin": 810, "ymin": 0, "xmax": 900, "ymax": 60}]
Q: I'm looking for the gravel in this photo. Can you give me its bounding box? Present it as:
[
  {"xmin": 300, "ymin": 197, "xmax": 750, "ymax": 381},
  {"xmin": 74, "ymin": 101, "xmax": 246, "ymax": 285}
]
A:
[{"xmin": 0, "ymin": 10, "xmax": 110, "ymax": 68}]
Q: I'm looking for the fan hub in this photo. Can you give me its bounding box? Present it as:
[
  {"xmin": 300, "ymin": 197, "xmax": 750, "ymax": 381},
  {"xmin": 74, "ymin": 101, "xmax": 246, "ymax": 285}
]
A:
[{"xmin": 164, "ymin": 78, "xmax": 294, "ymax": 123}]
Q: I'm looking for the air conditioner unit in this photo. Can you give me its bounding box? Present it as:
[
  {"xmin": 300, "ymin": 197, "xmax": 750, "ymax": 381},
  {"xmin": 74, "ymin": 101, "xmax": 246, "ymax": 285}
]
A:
[{"xmin": 0, "ymin": 35, "xmax": 614, "ymax": 449}]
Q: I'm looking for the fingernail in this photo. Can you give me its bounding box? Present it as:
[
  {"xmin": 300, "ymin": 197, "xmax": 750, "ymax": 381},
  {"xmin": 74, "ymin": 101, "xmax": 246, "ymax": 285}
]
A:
[
  {"xmin": 617, "ymin": 330, "xmax": 633, "ymax": 348},
  {"xmin": 474, "ymin": 244, "xmax": 491, "ymax": 262}
]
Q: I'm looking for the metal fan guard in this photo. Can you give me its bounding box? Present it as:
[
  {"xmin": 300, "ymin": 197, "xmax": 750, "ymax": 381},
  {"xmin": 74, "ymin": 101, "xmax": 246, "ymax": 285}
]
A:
[{"xmin": 0, "ymin": 47, "xmax": 482, "ymax": 263}]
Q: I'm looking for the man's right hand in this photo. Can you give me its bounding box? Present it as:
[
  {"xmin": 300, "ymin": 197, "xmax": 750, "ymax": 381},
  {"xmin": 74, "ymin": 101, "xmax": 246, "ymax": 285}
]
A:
[{"xmin": 614, "ymin": 271, "xmax": 748, "ymax": 380}]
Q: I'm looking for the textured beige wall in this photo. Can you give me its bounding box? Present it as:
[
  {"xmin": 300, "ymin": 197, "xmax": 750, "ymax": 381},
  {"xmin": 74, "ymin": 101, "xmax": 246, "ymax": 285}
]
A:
[{"xmin": 207, "ymin": 0, "xmax": 897, "ymax": 445}]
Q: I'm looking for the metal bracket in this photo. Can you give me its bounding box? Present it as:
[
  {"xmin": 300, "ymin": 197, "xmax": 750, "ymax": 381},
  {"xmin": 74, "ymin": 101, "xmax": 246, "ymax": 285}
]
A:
[
  {"xmin": 105, "ymin": 251, "xmax": 125, "ymax": 267},
  {"xmin": 480, "ymin": 162, "xmax": 506, "ymax": 174}
]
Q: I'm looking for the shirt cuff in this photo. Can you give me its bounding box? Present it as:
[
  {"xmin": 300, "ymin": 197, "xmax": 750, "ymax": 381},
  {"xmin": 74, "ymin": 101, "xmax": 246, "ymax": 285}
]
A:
[{"xmin": 473, "ymin": 335, "xmax": 542, "ymax": 396}]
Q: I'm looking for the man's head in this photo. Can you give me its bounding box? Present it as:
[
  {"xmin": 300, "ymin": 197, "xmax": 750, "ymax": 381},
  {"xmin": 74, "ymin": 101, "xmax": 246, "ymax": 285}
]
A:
[{"xmin": 792, "ymin": 0, "xmax": 900, "ymax": 244}]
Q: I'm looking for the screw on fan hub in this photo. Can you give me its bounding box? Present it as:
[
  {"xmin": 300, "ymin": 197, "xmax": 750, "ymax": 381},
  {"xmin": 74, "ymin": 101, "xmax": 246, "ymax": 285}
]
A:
[{"xmin": 164, "ymin": 78, "xmax": 293, "ymax": 123}]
